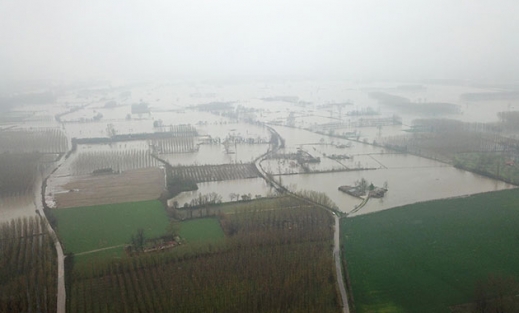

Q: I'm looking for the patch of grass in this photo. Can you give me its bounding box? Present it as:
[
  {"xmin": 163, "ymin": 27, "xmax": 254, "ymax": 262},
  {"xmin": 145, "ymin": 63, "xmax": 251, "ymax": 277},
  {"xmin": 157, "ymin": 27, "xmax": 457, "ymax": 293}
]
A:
[
  {"xmin": 179, "ymin": 218, "xmax": 224, "ymax": 243},
  {"xmin": 342, "ymin": 188, "xmax": 519, "ymax": 313},
  {"xmin": 54, "ymin": 200, "xmax": 169, "ymax": 255}
]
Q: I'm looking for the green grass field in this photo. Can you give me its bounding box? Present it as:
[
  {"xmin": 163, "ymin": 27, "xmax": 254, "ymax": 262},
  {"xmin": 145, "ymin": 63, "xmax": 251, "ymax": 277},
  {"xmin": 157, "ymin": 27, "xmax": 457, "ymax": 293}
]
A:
[
  {"xmin": 54, "ymin": 200, "xmax": 169, "ymax": 255},
  {"xmin": 342, "ymin": 188, "xmax": 519, "ymax": 313},
  {"xmin": 179, "ymin": 218, "xmax": 224, "ymax": 243}
]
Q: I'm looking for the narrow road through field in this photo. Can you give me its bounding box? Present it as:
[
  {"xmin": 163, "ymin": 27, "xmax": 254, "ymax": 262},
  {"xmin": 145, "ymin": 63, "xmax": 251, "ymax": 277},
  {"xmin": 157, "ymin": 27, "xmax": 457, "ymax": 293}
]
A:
[
  {"xmin": 75, "ymin": 244, "xmax": 126, "ymax": 256},
  {"xmin": 36, "ymin": 155, "xmax": 67, "ymax": 313},
  {"xmin": 334, "ymin": 214, "xmax": 350, "ymax": 313},
  {"xmin": 55, "ymin": 239, "xmax": 66, "ymax": 313},
  {"xmin": 255, "ymin": 125, "xmax": 350, "ymax": 313}
]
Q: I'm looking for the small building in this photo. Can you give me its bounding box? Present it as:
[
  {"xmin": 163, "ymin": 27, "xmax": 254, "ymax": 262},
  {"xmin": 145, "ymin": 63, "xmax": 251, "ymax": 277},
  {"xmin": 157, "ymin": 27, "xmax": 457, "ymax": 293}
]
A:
[{"xmin": 369, "ymin": 188, "xmax": 387, "ymax": 198}]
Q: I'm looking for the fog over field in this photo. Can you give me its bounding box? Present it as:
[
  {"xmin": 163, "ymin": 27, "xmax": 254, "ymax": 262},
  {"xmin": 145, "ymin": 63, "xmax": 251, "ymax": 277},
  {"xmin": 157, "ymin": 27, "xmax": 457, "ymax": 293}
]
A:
[
  {"xmin": 1, "ymin": 0, "xmax": 518, "ymax": 81},
  {"xmin": 2, "ymin": 1, "xmax": 519, "ymax": 313}
]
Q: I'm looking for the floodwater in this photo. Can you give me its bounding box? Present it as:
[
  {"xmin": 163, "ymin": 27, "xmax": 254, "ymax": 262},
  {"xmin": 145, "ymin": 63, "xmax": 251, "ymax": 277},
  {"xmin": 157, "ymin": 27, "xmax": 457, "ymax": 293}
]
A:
[
  {"xmin": 161, "ymin": 143, "xmax": 270, "ymax": 166},
  {"xmin": 280, "ymin": 155, "xmax": 514, "ymax": 216},
  {"xmin": 272, "ymin": 122, "xmax": 515, "ymax": 216},
  {"xmin": 167, "ymin": 177, "xmax": 275, "ymax": 208},
  {"xmin": 0, "ymin": 195, "xmax": 38, "ymax": 221},
  {"xmin": 3, "ymin": 79, "xmax": 519, "ymax": 223}
]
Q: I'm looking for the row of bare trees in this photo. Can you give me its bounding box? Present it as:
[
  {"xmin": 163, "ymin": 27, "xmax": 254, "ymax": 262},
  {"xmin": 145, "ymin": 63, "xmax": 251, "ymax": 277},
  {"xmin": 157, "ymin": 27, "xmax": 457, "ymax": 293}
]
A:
[
  {"xmin": 170, "ymin": 164, "xmax": 260, "ymax": 183},
  {"xmin": 71, "ymin": 150, "xmax": 160, "ymax": 175},
  {"xmin": 0, "ymin": 152, "xmax": 41, "ymax": 199},
  {"xmin": 0, "ymin": 128, "xmax": 68, "ymax": 154},
  {"xmin": 0, "ymin": 217, "xmax": 57, "ymax": 313},
  {"xmin": 152, "ymin": 137, "xmax": 198, "ymax": 154},
  {"xmin": 378, "ymin": 119, "xmax": 519, "ymax": 163}
]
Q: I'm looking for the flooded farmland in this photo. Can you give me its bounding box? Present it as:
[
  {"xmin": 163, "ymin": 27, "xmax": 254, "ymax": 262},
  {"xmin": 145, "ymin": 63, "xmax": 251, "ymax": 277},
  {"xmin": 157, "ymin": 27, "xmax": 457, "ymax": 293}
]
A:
[
  {"xmin": 281, "ymin": 165, "xmax": 513, "ymax": 216},
  {"xmin": 167, "ymin": 177, "xmax": 274, "ymax": 208},
  {"xmin": 2, "ymin": 79, "xmax": 519, "ymax": 224}
]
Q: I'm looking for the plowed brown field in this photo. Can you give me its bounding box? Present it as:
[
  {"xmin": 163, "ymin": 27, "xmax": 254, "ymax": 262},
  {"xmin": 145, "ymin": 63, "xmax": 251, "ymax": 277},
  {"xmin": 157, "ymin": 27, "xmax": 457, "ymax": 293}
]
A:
[{"xmin": 55, "ymin": 167, "xmax": 165, "ymax": 209}]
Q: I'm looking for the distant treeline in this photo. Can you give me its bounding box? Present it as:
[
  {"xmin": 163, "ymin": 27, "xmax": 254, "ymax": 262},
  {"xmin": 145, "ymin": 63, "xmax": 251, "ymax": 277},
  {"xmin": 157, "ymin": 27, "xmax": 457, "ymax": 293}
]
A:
[
  {"xmin": 0, "ymin": 128, "xmax": 68, "ymax": 154},
  {"xmin": 261, "ymin": 96, "xmax": 300, "ymax": 103},
  {"xmin": 378, "ymin": 118, "xmax": 519, "ymax": 163},
  {"xmin": 498, "ymin": 111, "xmax": 519, "ymax": 131},
  {"xmin": 73, "ymin": 127, "xmax": 198, "ymax": 145},
  {"xmin": 369, "ymin": 92, "xmax": 460, "ymax": 114},
  {"xmin": 395, "ymin": 84, "xmax": 427, "ymax": 91},
  {"xmin": 461, "ymin": 91, "xmax": 519, "ymax": 101},
  {"xmin": 0, "ymin": 91, "xmax": 56, "ymax": 112},
  {"xmin": 196, "ymin": 101, "xmax": 234, "ymax": 111}
]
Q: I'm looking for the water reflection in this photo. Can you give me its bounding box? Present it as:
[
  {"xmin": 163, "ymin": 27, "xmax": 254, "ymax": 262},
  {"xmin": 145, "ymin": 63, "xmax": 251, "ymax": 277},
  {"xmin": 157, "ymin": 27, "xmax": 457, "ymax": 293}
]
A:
[
  {"xmin": 281, "ymin": 166, "xmax": 514, "ymax": 216},
  {"xmin": 167, "ymin": 177, "xmax": 275, "ymax": 207}
]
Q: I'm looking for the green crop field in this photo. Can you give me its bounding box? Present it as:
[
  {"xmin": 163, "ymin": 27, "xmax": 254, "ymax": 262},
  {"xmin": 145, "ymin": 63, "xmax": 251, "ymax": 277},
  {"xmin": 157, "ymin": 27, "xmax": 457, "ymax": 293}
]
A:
[
  {"xmin": 342, "ymin": 188, "xmax": 519, "ymax": 313},
  {"xmin": 54, "ymin": 200, "xmax": 169, "ymax": 255},
  {"xmin": 179, "ymin": 218, "xmax": 224, "ymax": 243}
]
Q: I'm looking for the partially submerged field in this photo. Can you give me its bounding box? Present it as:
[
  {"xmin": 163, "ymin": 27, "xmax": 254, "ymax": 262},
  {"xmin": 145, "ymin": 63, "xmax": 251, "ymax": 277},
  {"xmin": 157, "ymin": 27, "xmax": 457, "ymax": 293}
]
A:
[
  {"xmin": 68, "ymin": 197, "xmax": 340, "ymax": 312},
  {"xmin": 169, "ymin": 163, "xmax": 260, "ymax": 182},
  {"xmin": 54, "ymin": 200, "xmax": 169, "ymax": 256},
  {"xmin": 54, "ymin": 167, "xmax": 165, "ymax": 208},
  {"xmin": 342, "ymin": 188, "xmax": 519, "ymax": 313}
]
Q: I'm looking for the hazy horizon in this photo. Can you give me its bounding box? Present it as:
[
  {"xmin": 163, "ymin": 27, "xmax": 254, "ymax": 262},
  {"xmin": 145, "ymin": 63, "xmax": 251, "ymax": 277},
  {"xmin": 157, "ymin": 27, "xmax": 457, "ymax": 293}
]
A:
[{"xmin": 2, "ymin": 0, "xmax": 518, "ymax": 82}]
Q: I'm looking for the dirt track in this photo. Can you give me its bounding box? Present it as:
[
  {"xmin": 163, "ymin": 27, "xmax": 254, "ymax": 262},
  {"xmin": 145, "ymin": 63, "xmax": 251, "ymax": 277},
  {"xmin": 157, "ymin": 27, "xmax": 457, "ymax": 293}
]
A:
[{"xmin": 55, "ymin": 167, "xmax": 165, "ymax": 208}]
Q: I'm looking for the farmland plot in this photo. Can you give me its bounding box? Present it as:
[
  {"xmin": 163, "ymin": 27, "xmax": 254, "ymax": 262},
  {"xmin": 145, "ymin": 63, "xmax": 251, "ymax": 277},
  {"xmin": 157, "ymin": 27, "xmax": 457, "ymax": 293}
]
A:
[
  {"xmin": 342, "ymin": 189, "xmax": 519, "ymax": 313},
  {"xmin": 70, "ymin": 149, "xmax": 160, "ymax": 175},
  {"xmin": 68, "ymin": 199, "xmax": 339, "ymax": 313},
  {"xmin": 53, "ymin": 167, "xmax": 166, "ymax": 208},
  {"xmin": 151, "ymin": 136, "xmax": 197, "ymax": 153},
  {"xmin": 168, "ymin": 177, "xmax": 273, "ymax": 209},
  {"xmin": 161, "ymin": 143, "xmax": 270, "ymax": 166},
  {"xmin": 170, "ymin": 164, "xmax": 260, "ymax": 183}
]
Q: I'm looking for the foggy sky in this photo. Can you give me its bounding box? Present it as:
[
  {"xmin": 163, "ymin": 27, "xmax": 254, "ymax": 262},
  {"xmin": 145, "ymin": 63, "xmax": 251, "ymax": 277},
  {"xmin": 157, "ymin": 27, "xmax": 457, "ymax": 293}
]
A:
[{"xmin": 1, "ymin": 0, "xmax": 518, "ymax": 81}]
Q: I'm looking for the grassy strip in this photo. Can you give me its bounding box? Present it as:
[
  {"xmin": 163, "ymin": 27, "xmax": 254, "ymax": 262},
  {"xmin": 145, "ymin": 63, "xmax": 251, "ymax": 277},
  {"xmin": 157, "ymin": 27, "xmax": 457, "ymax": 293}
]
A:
[
  {"xmin": 74, "ymin": 246, "xmax": 126, "ymax": 264},
  {"xmin": 54, "ymin": 200, "xmax": 169, "ymax": 254},
  {"xmin": 342, "ymin": 188, "xmax": 519, "ymax": 313}
]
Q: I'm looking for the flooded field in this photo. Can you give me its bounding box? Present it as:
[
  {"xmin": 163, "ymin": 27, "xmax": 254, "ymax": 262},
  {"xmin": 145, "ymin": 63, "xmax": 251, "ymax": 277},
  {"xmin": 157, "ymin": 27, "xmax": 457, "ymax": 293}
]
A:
[
  {"xmin": 170, "ymin": 164, "xmax": 259, "ymax": 183},
  {"xmin": 52, "ymin": 167, "xmax": 165, "ymax": 209},
  {"xmin": 2, "ymin": 79, "xmax": 519, "ymax": 224},
  {"xmin": 281, "ymin": 160, "xmax": 514, "ymax": 216},
  {"xmin": 161, "ymin": 143, "xmax": 270, "ymax": 166},
  {"xmin": 0, "ymin": 195, "xmax": 38, "ymax": 221},
  {"xmin": 167, "ymin": 177, "xmax": 275, "ymax": 208}
]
